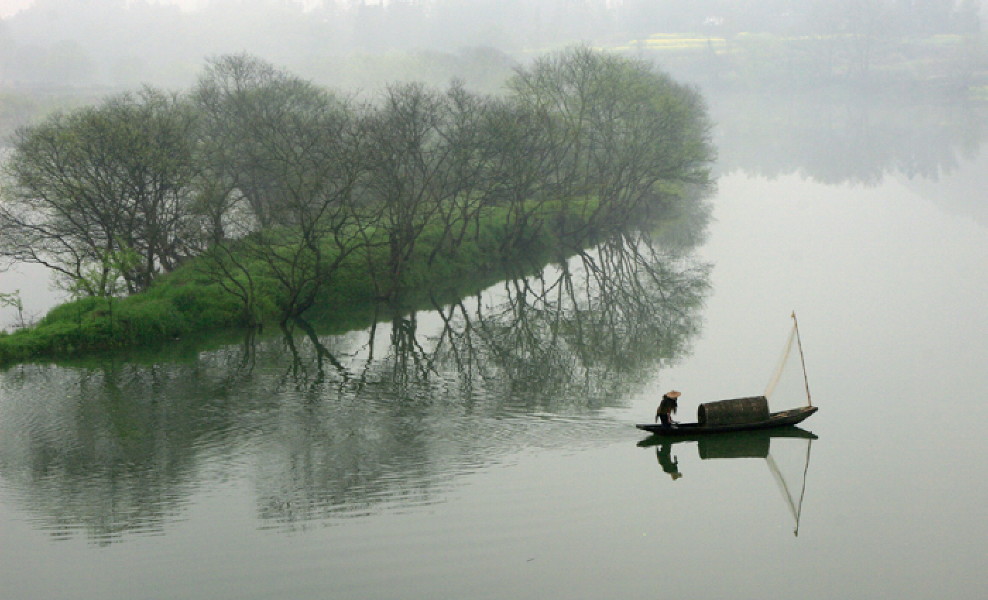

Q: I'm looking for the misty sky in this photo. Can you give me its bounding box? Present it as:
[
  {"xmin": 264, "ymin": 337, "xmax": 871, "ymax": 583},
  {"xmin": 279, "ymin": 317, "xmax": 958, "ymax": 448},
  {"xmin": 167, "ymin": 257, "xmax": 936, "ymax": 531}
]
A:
[
  {"xmin": 1, "ymin": 0, "xmax": 33, "ymax": 18},
  {"xmin": 2, "ymin": 0, "xmax": 984, "ymax": 92},
  {"xmin": 0, "ymin": 1, "xmax": 262, "ymax": 19},
  {"xmin": 0, "ymin": 0, "xmax": 330, "ymax": 18}
]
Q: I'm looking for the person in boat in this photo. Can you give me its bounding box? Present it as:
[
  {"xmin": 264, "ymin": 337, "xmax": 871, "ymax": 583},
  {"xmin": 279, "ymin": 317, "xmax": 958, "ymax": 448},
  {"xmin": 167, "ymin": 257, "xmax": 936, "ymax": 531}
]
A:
[{"xmin": 655, "ymin": 390, "xmax": 682, "ymax": 426}]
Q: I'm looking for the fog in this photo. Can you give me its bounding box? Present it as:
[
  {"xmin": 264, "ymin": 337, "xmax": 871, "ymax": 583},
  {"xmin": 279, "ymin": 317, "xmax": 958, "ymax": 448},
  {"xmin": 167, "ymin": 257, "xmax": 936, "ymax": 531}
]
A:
[
  {"xmin": 2, "ymin": 1, "xmax": 985, "ymax": 91},
  {"xmin": 0, "ymin": 1, "xmax": 983, "ymax": 161},
  {"xmin": 2, "ymin": 1, "xmax": 987, "ymax": 325},
  {"xmin": 3, "ymin": 4, "xmax": 988, "ymax": 600}
]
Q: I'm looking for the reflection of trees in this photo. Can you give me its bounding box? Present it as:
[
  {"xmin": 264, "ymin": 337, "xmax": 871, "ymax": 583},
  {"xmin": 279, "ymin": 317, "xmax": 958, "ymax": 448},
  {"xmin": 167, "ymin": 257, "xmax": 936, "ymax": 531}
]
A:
[
  {"xmin": 0, "ymin": 226, "xmax": 711, "ymax": 541},
  {"xmin": 0, "ymin": 360, "xmax": 239, "ymax": 544},
  {"xmin": 712, "ymin": 91, "xmax": 986, "ymax": 185},
  {"xmin": 248, "ymin": 230, "xmax": 711, "ymax": 526},
  {"xmin": 422, "ymin": 231, "xmax": 710, "ymax": 410}
]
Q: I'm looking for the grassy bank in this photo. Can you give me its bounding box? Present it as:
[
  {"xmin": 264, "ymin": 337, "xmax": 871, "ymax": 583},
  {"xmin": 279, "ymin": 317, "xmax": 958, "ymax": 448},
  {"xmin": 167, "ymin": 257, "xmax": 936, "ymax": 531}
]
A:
[{"xmin": 0, "ymin": 200, "xmax": 602, "ymax": 366}]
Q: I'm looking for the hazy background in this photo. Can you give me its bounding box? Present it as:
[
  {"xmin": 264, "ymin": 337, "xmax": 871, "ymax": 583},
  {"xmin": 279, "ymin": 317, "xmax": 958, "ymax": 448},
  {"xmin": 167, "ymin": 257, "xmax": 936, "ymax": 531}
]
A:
[
  {"xmin": 3, "ymin": 0, "xmax": 987, "ymax": 327},
  {"xmin": 2, "ymin": 4, "xmax": 988, "ymax": 599},
  {"xmin": 2, "ymin": 1, "xmax": 985, "ymax": 96}
]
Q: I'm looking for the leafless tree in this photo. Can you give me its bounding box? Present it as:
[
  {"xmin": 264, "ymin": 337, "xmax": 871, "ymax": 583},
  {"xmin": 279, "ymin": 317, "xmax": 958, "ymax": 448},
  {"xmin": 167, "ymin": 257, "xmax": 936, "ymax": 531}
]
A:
[{"xmin": 0, "ymin": 88, "xmax": 199, "ymax": 296}]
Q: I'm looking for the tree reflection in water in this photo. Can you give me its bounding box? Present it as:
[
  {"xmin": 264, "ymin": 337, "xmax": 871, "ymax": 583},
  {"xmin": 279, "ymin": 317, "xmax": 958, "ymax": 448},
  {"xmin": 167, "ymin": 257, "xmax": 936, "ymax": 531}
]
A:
[{"xmin": 0, "ymin": 222, "xmax": 712, "ymax": 542}]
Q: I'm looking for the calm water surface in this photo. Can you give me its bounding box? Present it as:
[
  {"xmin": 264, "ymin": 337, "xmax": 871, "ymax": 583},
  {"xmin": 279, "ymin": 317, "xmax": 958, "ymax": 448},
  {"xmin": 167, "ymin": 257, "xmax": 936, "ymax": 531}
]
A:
[{"xmin": 2, "ymin": 93, "xmax": 987, "ymax": 600}]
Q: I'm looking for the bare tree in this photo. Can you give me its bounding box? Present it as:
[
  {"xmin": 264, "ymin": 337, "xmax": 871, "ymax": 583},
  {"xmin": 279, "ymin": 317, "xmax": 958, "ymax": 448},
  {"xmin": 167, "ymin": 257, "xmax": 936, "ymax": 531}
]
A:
[
  {"xmin": 474, "ymin": 95, "xmax": 559, "ymax": 253},
  {"xmin": 0, "ymin": 88, "xmax": 199, "ymax": 296},
  {"xmin": 192, "ymin": 54, "xmax": 287, "ymax": 235},
  {"xmin": 507, "ymin": 47, "xmax": 714, "ymax": 242},
  {"xmin": 192, "ymin": 55, "xmax": 369, "ymax": 322},
  {"xmin": 356, "ymin": 82, "xmax": 481, "ymax": 299}
]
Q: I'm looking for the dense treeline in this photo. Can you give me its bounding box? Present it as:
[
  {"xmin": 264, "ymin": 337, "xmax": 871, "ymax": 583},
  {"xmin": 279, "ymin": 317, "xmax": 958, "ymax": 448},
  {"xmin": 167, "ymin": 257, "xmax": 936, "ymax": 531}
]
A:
[{"xmin": 0, "ymin": 47, "xmax": 713, "ymax": 362}]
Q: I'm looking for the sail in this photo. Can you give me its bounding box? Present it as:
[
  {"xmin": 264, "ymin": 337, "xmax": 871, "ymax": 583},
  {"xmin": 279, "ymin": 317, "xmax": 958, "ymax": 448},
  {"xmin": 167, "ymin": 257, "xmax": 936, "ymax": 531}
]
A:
[
  {"xmin": 764, "ymin": 313, "xmax": 814, "ymax": 535},
  {"xmin": 763, "ymin": 313, "xmax": 812, "ymax": 411}
]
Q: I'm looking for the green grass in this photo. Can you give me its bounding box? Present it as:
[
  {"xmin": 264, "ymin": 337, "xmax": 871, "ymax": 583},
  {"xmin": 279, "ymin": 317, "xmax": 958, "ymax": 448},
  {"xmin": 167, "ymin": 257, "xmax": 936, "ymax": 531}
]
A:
[{"xmin": 0, "ymin": 198, "xmax": 609, "ymax": 366}]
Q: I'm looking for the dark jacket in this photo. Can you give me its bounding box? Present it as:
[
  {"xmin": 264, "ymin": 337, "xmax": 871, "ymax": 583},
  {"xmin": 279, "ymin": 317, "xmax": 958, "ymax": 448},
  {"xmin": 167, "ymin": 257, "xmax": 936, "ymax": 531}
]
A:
[{"xmin": 655, "ymin": 394, "xmax": 679, "ymax": 424}]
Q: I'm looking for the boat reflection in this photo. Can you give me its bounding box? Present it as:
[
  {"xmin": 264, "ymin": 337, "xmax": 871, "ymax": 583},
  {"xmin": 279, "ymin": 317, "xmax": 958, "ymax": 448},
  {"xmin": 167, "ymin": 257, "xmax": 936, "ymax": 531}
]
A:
[
  {"xmin": 638, "ymin": 427, "xmax": 818, "ymax": 535},
  {"xmin": 637, "ymin": 425, "xmax": 817, "ymax": 451}
]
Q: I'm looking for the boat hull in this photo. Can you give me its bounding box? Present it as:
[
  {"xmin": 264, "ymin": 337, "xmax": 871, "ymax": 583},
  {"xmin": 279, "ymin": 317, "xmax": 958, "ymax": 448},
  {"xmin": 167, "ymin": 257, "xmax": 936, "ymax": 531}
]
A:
[{"xmin": 636, "ymin": 406, "xmax": 818, "ymax": 436}]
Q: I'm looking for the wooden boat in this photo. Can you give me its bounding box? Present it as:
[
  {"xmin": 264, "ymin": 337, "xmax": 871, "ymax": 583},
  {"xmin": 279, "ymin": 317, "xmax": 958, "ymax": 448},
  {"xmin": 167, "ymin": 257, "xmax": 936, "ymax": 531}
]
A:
[
  {"xmin": 636, "ymin": 404, "xmax": 818, "ymax": 436},
  {"xmin": 638, "ymin": 313, "xmax": 818, "ymax": 438},
  {"xmin": 637, "ymin": 424, "xmax": 818, "ymax": 447}
]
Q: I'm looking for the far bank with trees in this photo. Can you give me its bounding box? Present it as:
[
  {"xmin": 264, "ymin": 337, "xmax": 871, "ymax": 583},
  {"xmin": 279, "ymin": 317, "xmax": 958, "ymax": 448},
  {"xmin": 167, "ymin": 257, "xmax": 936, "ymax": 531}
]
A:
[{"xmin": 0, "ymin": 47, "xmax": 714, "ymax": 365}]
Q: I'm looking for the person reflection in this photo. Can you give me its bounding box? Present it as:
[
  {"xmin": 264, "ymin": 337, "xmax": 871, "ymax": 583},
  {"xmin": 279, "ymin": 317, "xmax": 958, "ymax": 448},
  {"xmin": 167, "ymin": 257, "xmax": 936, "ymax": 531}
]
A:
[{"xmin": 656, "ymin": 442, "xmax": 683, "ymax": 481}]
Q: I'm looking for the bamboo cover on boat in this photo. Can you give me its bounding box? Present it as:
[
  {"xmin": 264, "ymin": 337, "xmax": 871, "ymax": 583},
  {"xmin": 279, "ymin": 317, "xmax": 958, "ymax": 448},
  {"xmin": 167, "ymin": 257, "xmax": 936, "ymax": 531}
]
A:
[{"xmin": 697, "ymin": 396, "xmax": 770, "ymax": 425}]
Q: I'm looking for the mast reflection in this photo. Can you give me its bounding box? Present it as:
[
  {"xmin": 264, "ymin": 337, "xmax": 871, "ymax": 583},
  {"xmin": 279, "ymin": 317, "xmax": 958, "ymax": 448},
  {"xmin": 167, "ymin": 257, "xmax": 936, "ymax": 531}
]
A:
[{"xmin": 639, "ymin": 427, "xmax": 818, "ymax": 535}]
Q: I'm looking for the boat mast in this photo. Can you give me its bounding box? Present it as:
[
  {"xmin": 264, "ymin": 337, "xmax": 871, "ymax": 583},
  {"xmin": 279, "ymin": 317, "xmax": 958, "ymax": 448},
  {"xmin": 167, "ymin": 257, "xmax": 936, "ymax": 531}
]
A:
[{"xmin": 791, "ymin": 311, "xmax": 812, "ymax": 407}]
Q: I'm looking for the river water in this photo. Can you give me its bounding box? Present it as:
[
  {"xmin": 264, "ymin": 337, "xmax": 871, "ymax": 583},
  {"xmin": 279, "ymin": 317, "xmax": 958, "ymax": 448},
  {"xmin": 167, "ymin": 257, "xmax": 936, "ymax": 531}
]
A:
[{"xmin": 1, "ymin": 91, "xmax": 987, "ymax": 600}]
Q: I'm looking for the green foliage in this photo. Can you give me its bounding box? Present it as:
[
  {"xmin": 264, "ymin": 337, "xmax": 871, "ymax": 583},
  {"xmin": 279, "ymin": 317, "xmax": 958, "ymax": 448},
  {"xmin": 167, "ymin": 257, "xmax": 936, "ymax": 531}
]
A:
[
  {"xmin": 0, "ymin": 47, "xmax": 714, "ymax": 366},
  {"xmin": 0, "ymin": 290, "xmax": 26, "ymax": 330},
  {"xmin": 0, "ymin": 196, "xmax": 598, "ymax": 365},
  {"xmin": 1, "ymin": 88, "xmax": 199, "ymax": 295}
]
